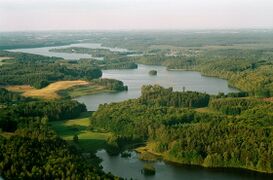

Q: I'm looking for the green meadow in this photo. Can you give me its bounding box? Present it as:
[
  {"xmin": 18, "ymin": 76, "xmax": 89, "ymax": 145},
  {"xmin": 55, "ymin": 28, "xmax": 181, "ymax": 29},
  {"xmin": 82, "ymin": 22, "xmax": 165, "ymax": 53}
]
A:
[{"xmin": 50, "ymin": 112, "xmax": 111, "ymax": 153}]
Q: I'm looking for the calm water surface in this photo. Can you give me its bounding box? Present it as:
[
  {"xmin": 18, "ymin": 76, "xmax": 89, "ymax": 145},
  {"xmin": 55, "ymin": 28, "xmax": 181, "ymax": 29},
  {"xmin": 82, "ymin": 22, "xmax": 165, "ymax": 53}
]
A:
[
  {"xmin": 96, "ymin": 150, "xmax": 272, "ymax": 180},
  {"xmin": 76, "ymin": 64, "xmax": 238, "ymax": 111}
]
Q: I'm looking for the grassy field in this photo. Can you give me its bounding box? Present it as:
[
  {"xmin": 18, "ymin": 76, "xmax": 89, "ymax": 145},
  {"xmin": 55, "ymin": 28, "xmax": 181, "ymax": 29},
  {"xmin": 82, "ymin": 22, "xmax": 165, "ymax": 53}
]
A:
[
  {"xmin": 6, "ymin": 80, "xmax": 90, "ymax": 99},
  {"xmin": 263, "ymin": 97, "xmax": 273, "ymax": 102},
  {"xmin": 6, "ymin": 80, "xmax": 110, "ymax": 100},
  {"xmin": 0, "ymin": 132, "xmax": 14, "ymax": 138},
  {"xmin": 50, "ymin": 112, "xmax": 111, "ymax": 153},
  {"xmin": 59, "ymin": 84, "xmax": 109, "ymax": 98},
  {"xmin": 0, "ymin": 57, "xmax": 13, "ymax": 66},
  {"xmin": 135, "ymin": 143, "xmax": 162, "ymax": 161},
  {"xmin": 5, "ymin": 85, "xmax": 35, "ymax": 93},
  {"xmin": 194, "ymin": 107, "xmax": 220, "ymax": 114}
]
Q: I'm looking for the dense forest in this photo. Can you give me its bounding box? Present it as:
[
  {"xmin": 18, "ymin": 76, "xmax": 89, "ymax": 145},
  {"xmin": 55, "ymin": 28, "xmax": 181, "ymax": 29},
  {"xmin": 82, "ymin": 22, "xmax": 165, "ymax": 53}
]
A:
[
  {"xmin": 0, "ymin": 123, "xmax": 118, "ymax": 179},
  {"xmin": 92, "ymin": 85, "xmax": 273, "ymax": 173},
  {"xmin": 0, "ymin": 51, "xmax": 102, "ymax": 88},
  {"xmin": 0, "ymin": 89, "xmax": 119, "ymax": 179},
  {"xmin": 94, "ymin": 79, "xmax": 128, "ymax": 91},
  {"xmin": 78, "ymin": 58, "xmax": 138, "ymax": 70},
  {"xmin": 140, "ymin": 85, "xmax": 209, "ymax": 108},
  {"xmin": 0, "ymin": 89, "xmax": 86, "ymax": 132},
  {"xmin": 0, "ymin": 88, "xmax": 32, "ymax": 104}
]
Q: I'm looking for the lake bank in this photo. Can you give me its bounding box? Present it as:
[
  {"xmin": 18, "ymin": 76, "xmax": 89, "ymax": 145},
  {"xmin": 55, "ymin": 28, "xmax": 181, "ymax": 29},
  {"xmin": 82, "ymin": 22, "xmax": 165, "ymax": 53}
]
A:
[
  {"xmin": 5, "ymin": 79, "xmax": 126, "ymax": 100},
  {"xmin": 96, "ymin": 148, "xmax": 273, "ymax": 180},
  {"xmin": 136, "ymin": 142, "xmax": 273, "ymax": 175}
]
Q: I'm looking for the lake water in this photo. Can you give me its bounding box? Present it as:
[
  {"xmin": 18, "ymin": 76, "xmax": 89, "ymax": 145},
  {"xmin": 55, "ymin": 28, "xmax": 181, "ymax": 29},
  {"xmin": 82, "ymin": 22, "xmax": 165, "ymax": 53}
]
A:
[
  {"xmin": 76, "ymin": 64, "xmax": 238, "ymax": 111},
  {"xmin": 8, "ymin": 43, "xmax": 128, "ymax": 60},
  {"xmin": 96, "ymin": 150, "xmax": 272, "ymax": 180}
]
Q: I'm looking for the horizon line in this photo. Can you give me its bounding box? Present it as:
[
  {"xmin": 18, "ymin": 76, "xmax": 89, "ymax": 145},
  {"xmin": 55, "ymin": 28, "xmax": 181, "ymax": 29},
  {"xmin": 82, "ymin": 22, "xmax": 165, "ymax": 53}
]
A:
[{"xmin": 1, "ymin": 27, "xmax": 273, "ymax": 33}]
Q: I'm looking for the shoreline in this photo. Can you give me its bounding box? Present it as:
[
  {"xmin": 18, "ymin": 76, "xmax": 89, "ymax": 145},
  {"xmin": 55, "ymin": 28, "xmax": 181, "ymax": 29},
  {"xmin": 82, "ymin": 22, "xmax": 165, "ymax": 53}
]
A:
[
  {"xmin": 4, "ymin": 80, "xmax": 125, "ymax": 100},
  {"xmin": 135, "ymin": 144, "xmax": 273, "ymax": 175},
  {"xmin": 162, "ymin": 66, "xmax": 243, "ymax": 92}
]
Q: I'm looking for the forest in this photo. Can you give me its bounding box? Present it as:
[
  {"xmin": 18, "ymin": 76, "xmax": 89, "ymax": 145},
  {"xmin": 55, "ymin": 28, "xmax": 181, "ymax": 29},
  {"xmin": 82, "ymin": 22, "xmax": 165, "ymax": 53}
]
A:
[
  {"xmin": 50, "ymin": 47, "xmax": 135, "ymax": 59},
  {"xmin": 0, "ymin": 90, "xmax": 87, "ymax": 132},
  {"xmin": 0, "ymin": 88, "xmax": 119, "ymax": 179},
  {"xmin": 140, "ymin": 85, "xmax": 210, "ymax": 108},
  {"xmin": 93, "ymin": 79, "xmax": 128, "ymax": 91},
  {"xmin": 92, "ymin": 85, "xmax": 273, "ymax": 173},
  {"xmin": 0, "ymin": 51, "xmax": 102, "ymax": 88},
  {"xmin": 78, "ymin": 58, "xmax": 138, "ymax": 70}
]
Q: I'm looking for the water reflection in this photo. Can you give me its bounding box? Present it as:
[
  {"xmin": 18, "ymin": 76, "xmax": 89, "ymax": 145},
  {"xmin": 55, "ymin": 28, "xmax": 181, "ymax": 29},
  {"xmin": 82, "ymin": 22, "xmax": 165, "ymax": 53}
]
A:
[{"xmin": 96, "ymin": 150, "xmax": 273, "ymax": 180}]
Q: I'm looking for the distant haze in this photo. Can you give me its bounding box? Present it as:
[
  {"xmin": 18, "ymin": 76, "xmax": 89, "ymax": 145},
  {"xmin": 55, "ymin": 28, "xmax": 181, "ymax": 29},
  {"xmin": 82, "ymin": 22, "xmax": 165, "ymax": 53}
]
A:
[{"xmin": 1, "ymin": 0, "xmax": 273, "ymax": 31}]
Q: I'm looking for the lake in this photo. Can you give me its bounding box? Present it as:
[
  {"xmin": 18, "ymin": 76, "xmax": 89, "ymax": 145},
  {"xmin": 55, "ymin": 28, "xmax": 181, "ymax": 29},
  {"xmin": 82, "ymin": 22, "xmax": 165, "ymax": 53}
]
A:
[
  {"xmin": 8, "ymin": 43, "xmax": 128, "ymax": 60},
  {"xmin": 76, "ymin": 64, "xmax": 238, "ymax": 111},
  {"xmin": 96, "ymin": 150, "xmax": 272, "ymax": 180}
]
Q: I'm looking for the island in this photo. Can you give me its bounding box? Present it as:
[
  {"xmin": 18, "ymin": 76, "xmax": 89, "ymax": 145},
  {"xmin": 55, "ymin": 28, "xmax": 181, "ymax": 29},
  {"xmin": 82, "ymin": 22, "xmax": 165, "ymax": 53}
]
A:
[
  {"xmin": 142, "ymin": 163, "xmax": 156, "ymax": 176},
  {"xmin": 149, "ymin": 70, "xmax": 157, "ymax": 75}
]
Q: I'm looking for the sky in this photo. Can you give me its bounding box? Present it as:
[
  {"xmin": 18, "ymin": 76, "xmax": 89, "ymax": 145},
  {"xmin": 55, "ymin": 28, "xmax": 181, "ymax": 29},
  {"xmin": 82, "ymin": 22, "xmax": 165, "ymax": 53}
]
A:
[{"xmin": 1, "ymin": 0, "xmax": 273, "ymax": 31}]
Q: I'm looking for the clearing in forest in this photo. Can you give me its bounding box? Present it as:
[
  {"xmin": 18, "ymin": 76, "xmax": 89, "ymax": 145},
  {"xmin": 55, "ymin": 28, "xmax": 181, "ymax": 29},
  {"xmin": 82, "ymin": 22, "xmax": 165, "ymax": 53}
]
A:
[
  {"xmin": 50, "ymin": 112, "xmax": 111, "ymax": 153},
  {"xmin": 6, "ymin": 80, "xmax": 90, "ymax": 99},
  {"xmin": 0, "ymin": 56, "xmax": 13, "ymax": 66}
]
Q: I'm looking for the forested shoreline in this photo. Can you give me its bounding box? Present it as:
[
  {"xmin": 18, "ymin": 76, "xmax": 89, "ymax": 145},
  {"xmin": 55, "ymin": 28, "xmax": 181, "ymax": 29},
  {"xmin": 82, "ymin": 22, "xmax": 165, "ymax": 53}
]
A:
[
  {"xmin": 129, "ymin": 48, "xmax": 273, "ymax": 97},
  {"xmin": 92, "ymin": 85, "xmax": 273, "ymax": 174}
]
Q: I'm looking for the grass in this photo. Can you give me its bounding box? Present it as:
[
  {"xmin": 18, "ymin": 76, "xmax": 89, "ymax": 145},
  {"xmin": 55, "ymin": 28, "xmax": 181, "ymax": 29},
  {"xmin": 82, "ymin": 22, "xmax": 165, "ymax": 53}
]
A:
[
  {"xmin": 59, "ymin": 84, "xmax": 109, "ymax": 98},
  {"xmin": 0, "ymin": 132, "xmax": 14, "ymax": 138},
  {"xmin": 5, "ymin": 85, "xmax": 35, "ymax": 93},
  {"xmin": 50, "ymin": 112, "xmax": 111, "ymax": 153},
  {"xmin": 0, "ymin": 57, "xmax": 13, "ymax": 66},
  {"xmin": 6, "ymin": 80, "xmax": 111, "ymax": 100},
  {"xmin": 194, "ymin": 107, "xmax": 220, "ymax": 114},
  {"xmin": 6, "ymin": 80, "xmax": 89, "ymax": 100},
  {"xmin": 136, "ymin": 142, "xmax": 162, "ymax": 157},
  {"xmin": 135, "ymin": 142, "xmax": 163, "ymax": 162},
  {"xmin": 22, "ymin": 80, "xmax": 89, "ymax": 99},
  {"xmin": 262, "ymin": 97, "xmax": 273, "ymax": 102}
]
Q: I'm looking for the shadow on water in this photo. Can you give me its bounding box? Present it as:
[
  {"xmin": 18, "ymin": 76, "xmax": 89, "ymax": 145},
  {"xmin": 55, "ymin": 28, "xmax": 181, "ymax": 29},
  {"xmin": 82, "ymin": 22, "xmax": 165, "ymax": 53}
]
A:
[{"xmin": 96, "ymin": 150, "xmax": 273, "ymax": 180}]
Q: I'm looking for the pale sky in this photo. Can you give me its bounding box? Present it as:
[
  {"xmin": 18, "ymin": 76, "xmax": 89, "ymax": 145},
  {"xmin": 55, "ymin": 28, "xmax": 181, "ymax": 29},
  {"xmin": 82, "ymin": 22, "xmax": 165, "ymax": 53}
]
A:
[{"xmin": 1, "ymin": 0, "xmax": 273, "ymax": 31}]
